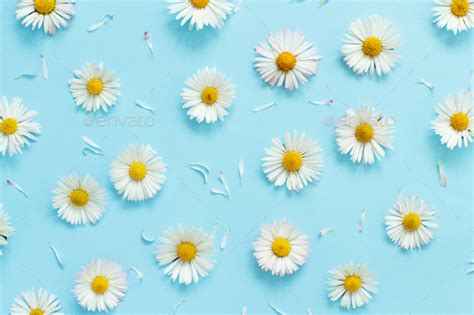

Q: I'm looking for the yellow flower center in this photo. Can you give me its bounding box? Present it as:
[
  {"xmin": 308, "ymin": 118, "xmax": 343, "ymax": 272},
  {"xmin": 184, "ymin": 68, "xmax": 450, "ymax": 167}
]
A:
[
  {"xmin": 190, "ymin": 0, "xmax": 209, "ymax": 9},
  {"xmin": 177, "ymin": 242, "xmax": 197, "ymax": 262},
  {"xmin": 87, "ymin": 78, "xmax": 104, "ymax": 96},
  {"xmin": 450, "ymin": 112, "xmax": 470, "ymax": 131},
  {"xmin": 0, "ymin": 118, "xmax": 18, "ymax": 135},
  {"xmin": 271, "ymin": 237, "xmax": 291, "ymax": 257},
  {"xmin": 129, "ymin": 162, "xmax": 147, "ymax": 181},
  {"xmin": 362, "ymin": 36, "xmax": 383, "ymax": 57},
  {"xmin": 276, "ymin": 51, "xmax": 297, "ymax": 72},
  {"xmin": 282, "ymin": 151, "xmax": 303, "ymax": 172},
  {"xmin": 344, "ymin": 275, "xmax": 362, "ymax": 292},
  {"xmin": 29, "ymin": 309, "xmax": 45, "ymax": 315},
  {"xmin": 451, "ymin": 0, "xmax": 470, "ymax": 17},
  {"xmin": 402, "ymin": 212, "xmax": 421, "ymax": 232},
  {"xmin": 201, "ymin": 87, "xmax": 219, "ymax": 105},
  {"xmin": 34, "ymin": 0, "xmax": 55, "ymax": 14},
  {"xmin": 91, "ymin": 275, "xmax": 109, "ymax": 294},
  {"xmin": 69, "ymin": 189, "xmax": 89, "ymax": 207},
  {"xmin": 355, "ymin": 123, "xmax": 374, "ymax": 143}
]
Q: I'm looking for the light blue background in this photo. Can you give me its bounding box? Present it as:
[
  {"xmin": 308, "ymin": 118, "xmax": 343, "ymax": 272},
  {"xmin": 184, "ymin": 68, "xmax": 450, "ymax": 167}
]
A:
[{"xmin": 0, "ymin": 0, "xmax": 473, "ymax": 314}]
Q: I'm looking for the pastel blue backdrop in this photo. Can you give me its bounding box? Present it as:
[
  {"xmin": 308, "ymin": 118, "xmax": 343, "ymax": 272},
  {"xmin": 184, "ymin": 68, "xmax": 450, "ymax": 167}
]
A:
[{"xmin": 0, "ymin": 0, "xmax": 473, "ymax": 314}]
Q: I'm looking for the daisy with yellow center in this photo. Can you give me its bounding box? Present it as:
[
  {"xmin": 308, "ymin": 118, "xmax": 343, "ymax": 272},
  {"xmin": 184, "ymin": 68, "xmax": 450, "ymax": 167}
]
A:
[
  {"xmin": 327, "ymin": 263, "xmax": 378, "ymax": 309},
  {"xmin": 16, "ymin": 0, "xmax": 75, "ymax": 35},
  {"xmin": 262, "ymin": 130, "xmax": 324, "ymax": 192},
  {"xmin": 434, "ymin": 0, "xmax": 473, "ymax": 34},
  {"xmin": 336, "ymin": 106, "xmax": 395, "ymax": 164},
  {"xmin": 432, "ymin": 91, "xmax": 473, "ymax": 149},
  {"xmin": 385, "ymin": 194, "xmax": 438, "ymax": 250},
  {"xmin": 10, "ymin": 288, "xmax": 62, "ymax": 315},
  {"xmin": 181, "ymin": 67, "xmax": 236, "ymax": 124},
  {"xmin": 341, "ymin": 16, "xmax": 400, "ymax": 76},
  {"xmin": 73, "ymin": 259, "xmax": 127, "ymax": 312},
  {"xmin": 167, "ymin": 0, "xmax": 233, "ymax": 31},
  {"xmin": 254, "ymin": 29, "xmax": 321, "ymax": 91},
  {"xmin": 155, "ymin": 226, "xmax": 216, "ymax": 285},
  {"xmin": 69, "ymin": 62, "xmax": 120, "ymax": 112},
  {"xmin": 0, "ymin": 204, "xmax": 14, "ymax": 252}
]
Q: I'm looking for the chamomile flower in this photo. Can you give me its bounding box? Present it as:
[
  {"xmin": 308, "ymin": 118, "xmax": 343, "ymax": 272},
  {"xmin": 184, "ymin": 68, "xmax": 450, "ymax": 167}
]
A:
[
  {"xmin": 109, "ymin": 144, "xmax": 167, "ymax": 202},
  {"xmin": 73, "ymin": 259, "xmax": 127, "ymax": 312},
  {"xmin": 262, "ymin": 130, "xmax": 324, "ymax": 192},
  {"xmin": 335, "ymin": 106, "xmax": 395, "ymax": 164},
  {"xmin": 327, "ymin": 263, "xmax": 378, "ymax": 309},
  {"xmin": 433, "ymin": 0, "xmax": 473, "ymax": 34},
  {"xmin": 385, "ymin": 195, "xmax": 438, "ymax": 250},
  {"xmin": 69, "ymin": 62, "xmax": 120, "ymax": 113},
  {"xmin": 181, "ymin": 67, "xmax": 236, "ymax": 124},
  {"xmin": 341, "ymin": 16, "xmax": 401, "ymax": 76},
  {"xmin": 0, "ymin": 204, "xmax": 14, "ymax": 249},
  {"xmin": 167, "ymin": 0, "xmax": 234, "ymax": 31},
  {"xmin": 0, "ymin": 97, "xmax": 41, "ymax": 157},
  {"xmin": 16, "ymin": 0, "xmax": 76, "ymax": 35},
  {"xmin": 254, "ymin": 29, "xmax": 321, "ymax": 91},
  {"xmin": 155, "ymin": 226, "xmax": 216, "ymax": 285},
  {"xmin": 10, "ymin": 288, "xmax": 62, "ymax": 315},
  {"xmin": 431, "ymin": 91, "xmax": 473, "ymax": 149},
  {"xmin": 253, "ymin": 219, "xmax": 309, "ymax": 277},
  {"xmin": 52, "ymin": 174, "xmax": 107, "ymax": 225}
]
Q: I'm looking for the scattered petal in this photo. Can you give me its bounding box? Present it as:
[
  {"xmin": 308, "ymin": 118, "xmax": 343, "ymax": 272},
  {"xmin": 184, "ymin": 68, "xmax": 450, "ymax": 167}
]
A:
[
  {"xmin": 15, "ymin": 73, "xmax": 37, "ymax": 80},
  {"xmin": 239, "ymin": 158, "xmax": 244, "ymax": 184},
  {"xmin": 234, "ymin": 0, "xmax": 245, "ymax": 12},
  {"xmin": 135, "ymin": 100, "xmax": 156, "ymax": 114},
  {"xmin": 319, "ymin": 226, "xmax": 334, "ymax": 237},
  {"xmin": 130, "ymin": 266, "xmax": 144, "ymax": 280},
  {"xmin": 40, "ymin": 55, "xmax": 48, "ymax": 80},
  {"xmin": 359, "ymin": 210, "xmax": 365, "ymax": 233},
  {"xmin": 141, "ymin": 229, "xmax": 156, "ymax": 243},
  {"xmin": 87, "ymin": 14, "xmax": 114, "ymax": 32},
  {"xmin": 307, "ymin": 307, "xmax": 313, "ymax": 315},
  {"xmin": 188, "ymin": 165, "xmax": 208, "ymax": 184},
  {"xmin": 49, "ymin": 242, "xmax": 64, "ymax": 268},
  {"xmin": 144, "ymin": 32, "xmax": 154, "ymax": 55},
  {"xmin": 210, "ymin": 224, "xmax": 218, "ymax": 239},
  {"xmin": 188, "ymin": 163, "xmax": 210, "ymax": 174},
  {"xmin": 218, "ymin": 171, "xmax": 230, "ymax": 196},
  {"xmin": 6, "ymin": 179, "xmax": 27, "ymax": 198},
  {"xmin": 469, "ymin": 259, "xmax": 474, "ymax": 264},
  {"xmin": 82, "ymin": 136, "xmax": 102, "ymax": 153},
  {"xmin": 82, "ymin": 147, "xmax": 104, "ymax": 156},
  {"xmin": 466, "ymin": 268, "xmax": 474, "ymax": 275},
  {"xmin": 220, "ymin": 229, "xmax": 230, "ymax": 250},
  {"xmin": 254, "ymin": 102, "xmax": 275, "ymax": 112},
  {"xmin": 437, "ymin": 160, "xmax": 447, "ymax": 187},
  {"xmin": 269, "ymin": 302, "xmax": 286, "ymax": 315},
  {"xmin": 211, "ymin": 188, "xmax": 228, "ymax": 198},
  {"xmin": 419, "ymin": 79, "xmax": 434, "ymax": 90},
  {"xmin": 242, "ymin": 306, "xmax": 247, "ymax": 315},
  {"xmin": 309, "ymin": 99, "xmax": 333, "ymax": 106},
  {"xmin": 173, "ymin": 299, "xmax": 188, "ymax": 313}
]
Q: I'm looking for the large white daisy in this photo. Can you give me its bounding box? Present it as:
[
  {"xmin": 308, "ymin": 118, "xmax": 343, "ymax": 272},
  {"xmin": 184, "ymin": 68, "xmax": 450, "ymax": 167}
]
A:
[
  {"xmin": 181, "ymin": 67, "xmax": 236, "ymax": 124},
  {"xmin": 155, "ymin": 225, "xmax": 216, "ymax": 285},
  {"xmin": 253, "ymin": 219, "xmax": 309, "ymax": 277},
  {"xmin": 167, "ymin": 0, "xmax": 234, "ymax": 31},
  {"xmin": 73, "ymin": 259, "xmax": 127, "ymax": 312},
  {"xmin": 0, "ymin": 97, "xmax": 41, "ymax": 157},
  {"xmin": 262, "ymin": 130, "xmax": 324, "ymax": 192},
  {"xmin": 52, "ymin": 174, "xmax": 107, "ymax": 225},
  {"xmin": 69, "ymin": 62, "xmax": 120, "ymax": 113},
  {"xmin": 254, "ymin": 29, "xmax": 321, "ymax": 91},
  {"xmin": 0, "ymin": 204, "xmax": 14, "ymax": 250},
  {"xmin": 341, "ymin": 16, "xmax": 401, "ymax": 76},
  {"xmin": 433, "ymin": 0, "xmax": 473, "ymax": 34},
  {"xmin": 327, "ymin": 263, "xmax": 378, "ymax": 309},
  {"xmin": 110, "ymin": 144, "xmax": 167, "ymax": 202},
  {"xmin": 10, "ymin": 288, "xmax": 63, "ymax": 315},
  {"xmin": 335, "ymin": 105, "xmax": 394, "ymax": 164},
  {"xmin": 16, "ymin": 0, "xmax": 76, "ymax": 35},
  {"xmin": 431, "ymin": 91, "xmax": 472, "ymax": 149}
]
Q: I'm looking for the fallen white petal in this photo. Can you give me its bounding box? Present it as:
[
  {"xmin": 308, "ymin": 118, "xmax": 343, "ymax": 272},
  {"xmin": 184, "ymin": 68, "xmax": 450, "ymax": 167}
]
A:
[
  {"xmin": 144, "ymin": 32, "xmax": 154, "ymax": 55},
  {"xmin": 130, "ymin": 266, "xmax": 144, "ymax": 280},
  {"xmin": 188, "ymin": 163, "xmax": 210, "ymax": 174},
  {"xmin": 419, "ymin": 79, "xmax": 434, "ymax": 90},
  {"xmin": 239, "ymin": 158, "xmax": 244, "ymax": 184},
  {"xmin": 82, "ymin": 136, "xmax": 102, "ymax": 152},
  {"xmin": 189, "ymin": 165, "xmax": 208, "ymax": 184},
  {"xmin": 49, "ymin": 242, "xmax": 64, "ymax": 268},
  {"xmin": 141, "ymin": 229, "xmax": 156, "ymax": 243},
  {"xmin": 319, "ymin": 227, "xmax": 334, "ymax": 237},
  {"xmin": 15, "ymin": 73, "xmax": 37, "ymax": 80},
  {"xmin": 359, "ymin": 210, "xmax": 365, "ymax": 233},
  {"xmin": 269, "ymin": 302, "xmax": 285, "ymax": 315},
  {"xmin": 437, "ymin": 160, "xmax": 447, "ymax": 187},
  {"xmin": 211, "ymin": 188, "xmax": 228, "ymax": 198},
  {"xmin": 220, "ymin": 229, "xmax": 230, "ymax": 250},
  {"xmin": 242, "ymin": 306, "xmax": 247, "ymax": 315},
  {"xmin": 40, "ymin": 55, "xmax": 48, "ymax": 80},
  {"xmin": 307, "ymin": 307, "xmax": 313, "ymax": 315},
  {"xmin": 6, "ymin": 179, "xmax": 27, "ymax": 198},
  {"xmin": 82, "ymin": 147, "xmax": 104, "ymax": 156},
  {"xmin": 174, "ymin": 299, "xmax": 188, "ymax": 313},
  {"xmin": 309, "ymin": 99, "xmax": 333, "ymax": 106},
  {"xmin": 466, "ymin": 268, "xmax": 474, "ymax": 275},
  {"xmin": 87, "ymin": 14, "xmax": 114, "ymax": 32},
  {"xmin": 254, "ymin": 102, "xmax": 275, "ymax": 112},
  {"xmin": 210, "ymin": 224, "xmax": 218, "ymax": 239},
  {"xmin": 219, "ymin": 171, "xmax": 230, "ymax": 196},
  {"xmin": 135, "ymin": 100, "xmax": 156, "ymax": 114}
]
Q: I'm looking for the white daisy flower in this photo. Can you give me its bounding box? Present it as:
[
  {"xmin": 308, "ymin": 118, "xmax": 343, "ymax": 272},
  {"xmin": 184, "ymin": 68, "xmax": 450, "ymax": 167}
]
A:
[
  {"xmin": 433, "ymin": 0, "xmax": 473, "ymax": 34},
  {"xmin": 262, "ymin": 130, "xmax": 324, "ymax": 192},
  {"xmin": 341, "ymin": 16, "xmax": 401, "ymax": 76},
  {"xmin": 10, "ymin": 288, "xmax": 63, "ymax": 315},
  {"xmin": 69, "ymin": 62, "xmax": 120, "ymax": 113},
  {"xmin": 431, "ymin": 91, "xmax": 472, "ymax": 149},
  {"xmin": 16, "ymin": 0, "xmax": 75, "ymax": 35},
  {"xmin": 0, "ymin": 204, "xmax": 14, "ymax": 249},
  {"xmin": 254, "ymin": 29, "xmax": 321, "ymax": 91},
  {"xmin": 109, "ymin": 144, "xmax": 167, "ymax": 202},
  {"xmin": 52, "ymin": 174, "xmax": 107, "ymax": 225},
  {"xmin": 155, "ymin": 225, "xmax": 216, "ymax": 285},
  {"xmin": 167, "ymin": 0, "xmax": 234, "ymax": 31},
  {"xmin": 181, "ymin": 67, "xmax": 236, "ymax": 124},
  {"xmin": 73, "ymin": 259, "xmax": 127, "ymax": 312},
  {"xmin": 327, "ymin": 263, "xmax": 378, "ymax": 309},
  {"xmin": 385, "ymin": 195, "xmax": 438, "ymax": 250},
  {"xmin": 253, "ymin": 219, "xmax": 309, "ymax": 277},
  {"xmin": 335, "ymin": 106, "xmax": 395, "ymax": 164}
]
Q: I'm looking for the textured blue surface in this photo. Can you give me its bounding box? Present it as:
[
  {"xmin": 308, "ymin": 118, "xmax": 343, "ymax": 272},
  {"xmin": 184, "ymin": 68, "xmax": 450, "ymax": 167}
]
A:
[{"xmin": 0, "ymin": 0, "xmax": 473, "ymax": 314}]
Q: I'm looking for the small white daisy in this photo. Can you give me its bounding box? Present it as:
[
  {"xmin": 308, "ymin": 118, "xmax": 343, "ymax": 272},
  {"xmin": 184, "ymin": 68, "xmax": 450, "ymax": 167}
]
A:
[
  {"xmin": 431, "ymin": 91, "xmax": 472, "ymax": 149},
  {"xmin": 341, "ymin": 16, "xmax": 401, "ymax": 76},
  {"xmin": 433, "ymin": 0, "xmax": 473, "ymax": 34},
  {"xmin": 253, "ymin": 219, "xmax": 309, "ymax": 277},
  {"xmin": 262, "ymin": 130, "xmax": 324, "ymax": 192},
  {"xmin": 335, "ymin": 106, "xmax": 395, "ymax": 164},
  {"xmin": 254, "ymin": 29, "xmax": 321, "ymax": 91},
  {"xmin": 110, "ymin": 144, "xmax": 167, "ymax": 202},
  {"xmin": 73, "ymin": 259, "xmax": 127, "ymax": 312},
  {"xmin": 0, "ymin": 204, "xmax": 14, "ymax": 249},
  {"xmin": 167, "ymin": 0, "xmax": 234, "ymax": 31},
  {"xmin": 69, "ymin": 62, "xmax": 120, "ymax": 113},
  {"xmin": 10, "ymin": 288, "xmax": 63, "ymax": 315},
  {"xmin": 327, "ymin": 263, "xmax": 378, "ymax": 309},
  {"xmin": 16, "ymin": 0, "xmax": 76, "ymax": 35},
  {"xmin": 385, "ymin": 195, "xmax": 438, "ymax": 250},
  {"xmin": 181, "ymin": 67, "xmax": 236, "ymax": 124},
  {"xmin": 52, "ymin": 174, "xmax": 107, "ymax": 225},
  {"xmin": 155, "ymin": 225, "xmax": 216, "ymax": 285}
]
